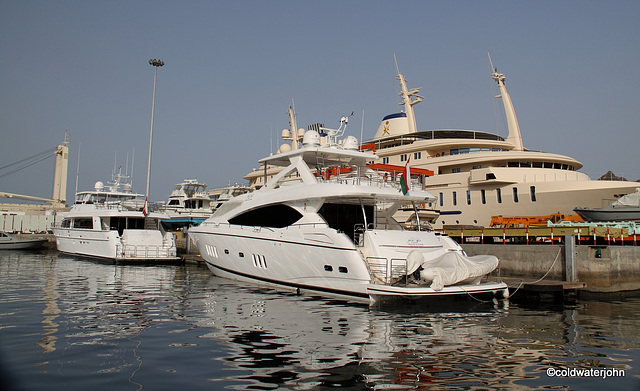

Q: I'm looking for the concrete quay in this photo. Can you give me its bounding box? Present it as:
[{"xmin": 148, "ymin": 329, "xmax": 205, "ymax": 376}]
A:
[{"xmin": 463, "ymin": 242, "xmax": 640, "ymax": 298}]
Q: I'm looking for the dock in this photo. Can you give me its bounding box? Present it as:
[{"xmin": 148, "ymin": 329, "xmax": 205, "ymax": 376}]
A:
[{"xmin": 442, "ymin": 225, "xmax": 638, "ymax": 246}]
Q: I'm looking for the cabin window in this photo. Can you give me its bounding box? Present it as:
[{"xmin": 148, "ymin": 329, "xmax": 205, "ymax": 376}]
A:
[
  {"xmin": 400, "ymin": 154, "xmax": 409, "ymax": 162},
  {"xmin": 61, "ymin": 219, "xmax": 71, "ymax": 228},
  {"xmin": 496, "ymin": 188, "xmax": 502, "ymax": 204},
  {"xmin": 414, "ymin": 152, "xmax": 422, "ymax": 160},
  {"xmin": 452, "ymin": 168, "xmax": 461, "ymax": 173},
  {"xmin": 168, "ymin": 200, "xmax": 180, "ymax": 205},
  {"xmin": 486, "ymin": 173, "xmax": 496, "ymax": 180},
  {"xmin": 73, "ymin": 218, "xmax": 93, "ymax": 229},
  {"xmin": 338, "ymin": 266, "xmax": 348, "ymax": 273},
  {"xmin": 324, "ymin": 265, "xmax": 333, "ymax": 272},
  {"xmin": 452, "ymin": 192, "xmax": 457, "ymax": 206},
  {"xmin": 439, "ymin": 192, "xmax": 443, "ymax": 207},
  {"xmin": 481, "ymin": 189, "xmax": 487, "ymax": 205},
  {"xmin": 513, "ymin": 187, "xmax": 519, "ymax": 203},
  {"xmin": 382, "ymin": 157, "xmax": 389, "ymax": 164},
  {"xmin": 530, "ymin": 186, "xmax": 537, "ymax": 202},
  {"xmin": 229, "ymin": 204, "xmax": 303, "ymax": 228},
  {"xmin": 466, "ymin": 190, "xmax": 472, "ymax": 205}
]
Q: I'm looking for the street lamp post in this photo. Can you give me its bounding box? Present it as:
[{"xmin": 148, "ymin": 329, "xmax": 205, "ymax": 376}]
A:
[{"xmin": 145, "ymin": 59, "xmax": 164, "ymax": 208}]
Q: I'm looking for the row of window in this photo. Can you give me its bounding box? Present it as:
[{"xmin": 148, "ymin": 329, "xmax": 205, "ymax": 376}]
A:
[
  {"xmin": 385, "ymin": 154, "xmax": 575, "ymax": 173},
  {"xmin": 450, "ymin": 148, "xmax": 504, "ymax": 155},
  {"xmin": 203, "ymin": 244, "xmax": 351, "ymax": 274},
  {"xmin": 438, "ymin": 186, "xmax": 537, "ymax": 207}
]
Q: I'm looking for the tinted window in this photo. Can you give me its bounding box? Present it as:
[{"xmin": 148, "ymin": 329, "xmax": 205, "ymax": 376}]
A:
[{"xmin": 229, "ymin": 204, "xmax": 303, "ymax": 228}]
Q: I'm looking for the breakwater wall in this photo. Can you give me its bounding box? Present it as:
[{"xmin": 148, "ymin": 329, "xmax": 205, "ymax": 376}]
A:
[{"xmin": 463, "ymin": 243, "xmax": 640, "ymax": 296}]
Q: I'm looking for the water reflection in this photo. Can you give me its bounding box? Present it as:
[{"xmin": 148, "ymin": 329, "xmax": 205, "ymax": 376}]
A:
[{"xmin": 0, "ymin": 250, "xmax": 639, "ymax": 391}]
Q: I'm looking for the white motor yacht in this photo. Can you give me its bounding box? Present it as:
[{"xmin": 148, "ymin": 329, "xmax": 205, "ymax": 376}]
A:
[
  {"xmin": 160, "ymin": 179, "xmax": 215, "ymax": 230},
  {"xmin": 365, "ymin": 61, "xmax": 638, "ymax": 227},
  {"xmin": 189, "ymin": 115, "xmax": 508, "ymax": 304},
  {"xmin": 53, "ymin": 172, "xmax": 179, "ymax": 261}
]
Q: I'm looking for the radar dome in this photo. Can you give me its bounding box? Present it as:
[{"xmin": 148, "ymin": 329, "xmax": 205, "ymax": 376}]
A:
[
  {"xmin": 342, "ymin": 135, "xmax": 359, "ymax": 150},
  {"xmin": 122, "ymin": 183, "xmax": 132, "ymax": 193},
  {"xmin": 281, "ymin": 129, "xmax": 291, "ymax": 139},
  {"xmin": 278, "ymin": 143, "xmax": 292, "ymax": 153},
  {"xmin": 94, "ymin": 181, "xmax": 104, "ymax": 191},
  {"xmin": 302, "ymin": 130, "xmax": 321, "ymax": 146}
]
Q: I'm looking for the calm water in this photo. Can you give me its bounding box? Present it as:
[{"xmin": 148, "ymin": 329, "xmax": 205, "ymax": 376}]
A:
[{"xmin": 1, "ymin": 249, "xmax": 639, "ymax": 391}]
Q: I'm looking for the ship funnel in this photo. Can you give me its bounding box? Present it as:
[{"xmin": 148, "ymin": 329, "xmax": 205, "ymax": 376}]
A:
[{"xmin": 373, "ymin": 112, "xmax": 411, "ymax": 140}]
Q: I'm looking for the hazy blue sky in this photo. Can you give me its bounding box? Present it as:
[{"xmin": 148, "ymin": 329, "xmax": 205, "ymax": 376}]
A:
[{"xmin": 1, "ymin": 0, "xmax": 639, "ymax": 203}]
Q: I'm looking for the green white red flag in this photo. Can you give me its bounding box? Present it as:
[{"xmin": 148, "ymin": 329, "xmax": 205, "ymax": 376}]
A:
[{"xmin": 400, "ymin": 157, "xmax": 410, "ymax": 195}]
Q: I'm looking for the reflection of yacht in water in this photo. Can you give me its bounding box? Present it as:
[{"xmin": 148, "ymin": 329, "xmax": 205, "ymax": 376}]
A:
[
  {"xmin": 190, "ymin": 109, "xmax": 508, "ymax": 304},
  {"xmin": 364, "ymin": 60, "xmax": 639, "ymax": 227},
  {"xmin": 192, "ymin": 275, "xmax": 508, "ymax": 390}
]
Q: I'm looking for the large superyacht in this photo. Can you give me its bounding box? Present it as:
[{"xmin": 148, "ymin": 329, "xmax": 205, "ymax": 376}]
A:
[{"xmin": 365, "ymin": 62, "xmax": 638, "ymax": 227}]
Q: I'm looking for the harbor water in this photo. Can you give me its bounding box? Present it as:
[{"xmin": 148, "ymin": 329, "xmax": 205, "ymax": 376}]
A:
[{"xmin": 1, "ymin": 249, "xmax": 639, "ymax": 390}]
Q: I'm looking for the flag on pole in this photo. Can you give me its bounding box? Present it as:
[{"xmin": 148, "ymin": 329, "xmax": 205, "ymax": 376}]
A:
[
  {"xmin": 400, "ymin": 157, "xmax": 410, "ymax": 195},
  {"xmin": 143, "ymin": 196, "xmax": 149, "ymax": 216}
]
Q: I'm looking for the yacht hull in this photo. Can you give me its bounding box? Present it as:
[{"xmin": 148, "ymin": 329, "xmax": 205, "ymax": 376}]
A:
[
  {"xmin": 190, "ymin": 227, "xmax": 508, "ymax": 304},
  {"xmin": 53, "ymin": 227, "xmax": 180, "ymax": 261}
]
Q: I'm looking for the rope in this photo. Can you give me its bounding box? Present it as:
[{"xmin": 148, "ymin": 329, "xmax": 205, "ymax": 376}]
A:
[
  {"xmin": 462, "ymin": 246, "xmax": 563, "ymax": 302},
  {"xmin": 504, "ymin": 246, "xmax": 563, "ymax": 299}
]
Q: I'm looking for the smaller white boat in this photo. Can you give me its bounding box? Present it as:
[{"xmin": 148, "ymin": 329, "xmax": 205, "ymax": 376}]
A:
[
  {"xmin": 53, "ymin": 171, "xmax": 179, "ymax": 262},
  {"xmin": 208, "ymin": 183, "xmax": 252, "ymax": 211},
  {"xmin": 0, "ymin": 232, "xmax": 48, "ymax": 250},
  {"xmin": 575, "ymin": 188, "xmax": 640, "ymax": 222},
  {"xmin": 160, "ymin": 179, "xmax": 215, "ymax": 230}
]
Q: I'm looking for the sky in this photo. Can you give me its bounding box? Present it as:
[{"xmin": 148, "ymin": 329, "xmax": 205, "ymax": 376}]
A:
[{"xmin": 1, "ymin": 0, "xmax": 639, "ymax": 204}]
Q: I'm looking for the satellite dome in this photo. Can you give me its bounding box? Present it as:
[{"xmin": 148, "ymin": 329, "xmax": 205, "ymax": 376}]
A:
[
  {"xmin": 278, "ymin": 143, "xmax": 292, "ymax": 153},
  {"xmin": 302, "ymin": 130, "xmax": 320, "ymax": 146},
  {"xmin": 342, "ymin": 135, "xmax": 359, "ymax": 150},
  {"xmin": 94, "ymin": 181, "xmax": 104, "ymax": 191}
]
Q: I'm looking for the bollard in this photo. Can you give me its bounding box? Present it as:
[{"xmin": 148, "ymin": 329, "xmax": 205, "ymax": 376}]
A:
[{"xmin": 563, "ymin": 234, "xmax": 577, "ymax": 282}]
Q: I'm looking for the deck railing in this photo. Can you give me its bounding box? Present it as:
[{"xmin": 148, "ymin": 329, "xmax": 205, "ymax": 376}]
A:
[
  {"xmin": 116, "ymin": 244, "xmax": 177, "ymax": 259},
  {"xmin": 365, "ymin": 256, "xmax": 409, "ymax": 286}
]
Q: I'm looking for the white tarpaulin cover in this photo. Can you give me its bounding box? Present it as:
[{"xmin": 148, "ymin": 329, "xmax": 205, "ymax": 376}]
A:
[{"xmin": 406, "ymin": 250, "xmax": 499, "ymax": 291}]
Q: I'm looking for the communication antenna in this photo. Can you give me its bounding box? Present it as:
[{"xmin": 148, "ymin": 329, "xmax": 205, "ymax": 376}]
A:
[
  {"xmin": 360, "ymin": 109, "xmax": 365, "ymax": 148},
  {"xmin": 130, "ymin": 148, "xmax": 135, "ymax": 188},
  {"xmin": 74, "ymin": 141, "xmax": 81, "ymax": 196},
  {"xmin": 393, "ymin": 53, "xmax": 400, "ymax": 75},
  {"xmin": 487, "ymin": 52, "xmax": 496, "ymax": 73}
]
